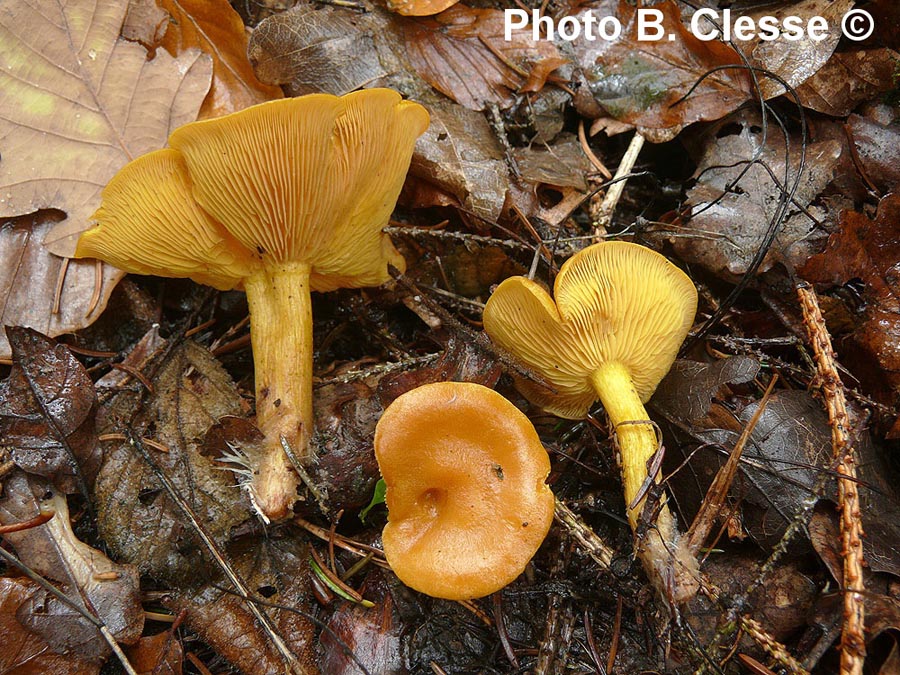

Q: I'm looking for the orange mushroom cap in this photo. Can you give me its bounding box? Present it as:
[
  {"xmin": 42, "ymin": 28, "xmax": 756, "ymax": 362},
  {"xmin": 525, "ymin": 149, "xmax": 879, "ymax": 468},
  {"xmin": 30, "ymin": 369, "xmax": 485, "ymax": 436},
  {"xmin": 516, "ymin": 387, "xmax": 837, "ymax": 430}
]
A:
[
  {"xmin": 374, "ymin": 382, "xmax": 555, "ymax": 600},
  {"xmin": 386, "ymin": 0, "xmax": 460, "ymax": 16}
]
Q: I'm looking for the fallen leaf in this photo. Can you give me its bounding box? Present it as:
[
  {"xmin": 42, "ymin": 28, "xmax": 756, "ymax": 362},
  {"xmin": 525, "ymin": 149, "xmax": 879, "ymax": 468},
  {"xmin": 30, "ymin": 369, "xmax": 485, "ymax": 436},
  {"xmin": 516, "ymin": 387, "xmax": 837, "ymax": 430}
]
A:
[
  {"xmin": 95, "ymin": 340, "xmax": 250, "ymax": 582},
  {"xmin": 795, "ymin": 48, "xmax": 899, "ymax": 117},
  {"xmin": 410, "ymin": 98, "xmax": 509, "ymax": 223},
  {"xmin": 320, "ymin": 570, "xmax": 404, "ymax": 675},
  {"xmin": 665, "ymin": 111, "xmax": 839, "ymax": 280},
  {"xmin": 741, "ymin": 0, "xmax": 852, "ymax": 99},
  {"xmin": 687, "ymin": 552, "xmax": 817, "ymax": 643},
  {"xmin": 512, "ymin": 134, "xmax": 593, "ymax": 191},
  {"xmin": 652, "ymin": 356, "xmax": 760, "ymax": 425},
  {"xmin": 126, "ymin": 632, "xmax": 184, "ymax": 675},
  {"xmin": 0, "ymin": 0, "xmax": 212, "ymax": 257},
  {"xmin": 0, "ymin": 472, "xmax": 144, "ymax": 661},
  {"xmin": 164, "ymin": 536, "xmax": 317, "ymax": 675},
  {"xmin": 846, "ymin": 112, "xmax": 900, "ymax": 195},
  {"xmin": 569, "ymin": 0, "xmax": 751, "ymax": 138},
  {"xmin": 800, "ymin": 193, "xmax": 900, "ymax": 395},
  {"xmin": 1, "ymin": 326, "xmax": 99, "ymax": 494},
  {"xmin": 248, "ymin": 3, "xmax": 388, "ymax": 97},
  {"xmin": 156, "ymin": 0, "xmax": 284, "ymax": 118},
  {"xmin": 402, "ymin": 4, "xmax": 564, "ymax": 111},
  {"xmin": 0, "ymin": 211, "xmax": 123, "ymax": 360},
  {"xmin": 0, "ymin": 576, "xmax": 99, "ymax": 675}
]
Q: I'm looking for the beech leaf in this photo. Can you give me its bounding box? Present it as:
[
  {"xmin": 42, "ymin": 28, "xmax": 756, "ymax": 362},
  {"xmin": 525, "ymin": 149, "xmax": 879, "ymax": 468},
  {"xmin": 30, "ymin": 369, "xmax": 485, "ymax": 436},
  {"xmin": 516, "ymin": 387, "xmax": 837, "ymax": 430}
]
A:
[
  {"xmin": 156, "ymin": 0, "xmax": 284, "ymax": 118},
  {"xmin": 0, "ymin": 0, "xmax": 212, "ymax": 256}
]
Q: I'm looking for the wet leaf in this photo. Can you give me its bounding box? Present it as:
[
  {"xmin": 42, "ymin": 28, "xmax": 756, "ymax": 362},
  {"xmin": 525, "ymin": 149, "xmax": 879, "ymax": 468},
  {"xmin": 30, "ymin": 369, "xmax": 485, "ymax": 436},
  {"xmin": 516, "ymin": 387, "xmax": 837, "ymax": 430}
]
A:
[
  {"xmin": 512, "ymin": 134, "xmax": 593, "ymax": 191},
  {"xmin": 320, "ymin": 572, "xmax": 404, "ymax": 675},
  {"xmin": 402, "ymin": 5, "xmax": 564, "ymax": 111},
  {"xmin": 0, "ymin": 0, "xmax": 212, "ymax": 257},
  {"xmin": 741, "ymin": 0, "xmax": 852, "ymax": 99},
  {"xmin": 378, "ymin": 332, "xmax": 503, "ymax": 402},
  {"xmin": 163, "ymin": 536, "xmax": 317, "ymax": 675},
  {"xmin": 846, "ymin": 112, "xmax": 900, "ymax": 195},
  {"xmin": 95, "ymin": 341, "xmax": 249, "ymax": 582},
  {"xmin": 0, "ymin": 211, "xmax": 124, "ymax": 360},
  {"xmin": 248, "ymin": 3, "xmax": 388, "ymax": 97},
  {"xmin": 311, "ymin": 381, "xmax": 384, "ymax": 515},
  {"xmin": 155, "ymin": 0, "xmax": 284, "ymax": 118},
  {"xmin": 0, "ymin": 472, "xmax": 144, "ymax": 661},
  {"xmin": 125, "ymin": 631, "xmax": 184, "ymax": 675},
  {"xmin": 1, "ymin": 327, "xmax": 99, "ymax": 493},
  {"xmin": 570, "ymin": 0, "xmax": 751, "ymax": 138},
  {"xmin": 795, "ymin": 48, "xmax": 899, "ymax": 117},
  {"xmin": 0, "ymin": 576, "xmax": 99, "ymax": 675},
  {"xmin": 800, "ymin": 193, "xmax": 900, "ymax": 395},
  {"xmin": 410, "ymin": 98, "xmax": 509, "ymax": 223},
  {"xmin": 667, "ymin": 112, "xmax": 839, "ymax": 280},
  {"xmin": 652, "ymin": 356, "xmax": 760, "ymax": 425},
  {"xmin": 687, "ymin": 552, "xmax": 817, "ymax": 643}
]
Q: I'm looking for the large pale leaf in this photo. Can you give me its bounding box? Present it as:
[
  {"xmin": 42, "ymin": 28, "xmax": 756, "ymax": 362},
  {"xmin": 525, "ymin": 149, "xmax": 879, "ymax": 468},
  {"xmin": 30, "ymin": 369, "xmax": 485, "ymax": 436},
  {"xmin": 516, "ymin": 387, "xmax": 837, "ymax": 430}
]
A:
[
  {"xmin": 156, "ymin": 0, "xmax": 284, "ymax": 118},
  {"xmin": 0, "ymin": 0, "xmax": 213, "ymax": 257}
]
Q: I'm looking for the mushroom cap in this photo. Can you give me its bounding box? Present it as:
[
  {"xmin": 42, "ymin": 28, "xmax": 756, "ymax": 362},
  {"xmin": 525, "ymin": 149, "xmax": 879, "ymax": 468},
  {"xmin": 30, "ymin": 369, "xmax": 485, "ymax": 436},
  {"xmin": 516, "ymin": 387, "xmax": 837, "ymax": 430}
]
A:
[
  {"xmin": 482, "ymin": 241, "xmax": 697, "ymax": 419},
  {"xmin": 75, "ymin": 149, "xmax": 256, "ymax": 290},
  {"xmin": 168, "ymin": 89, "xmax": 428, "ymax": 291},
  {"xmin": 76, "ymin": 89, "xmax": 429, "ymax": 292},
  {"xmin": 386, "ymin": 0, "xmax": 460, "ymax": 16},
  {"xmin": 375, "ymin": 382, "xmax": 554, "ymax": 600}
]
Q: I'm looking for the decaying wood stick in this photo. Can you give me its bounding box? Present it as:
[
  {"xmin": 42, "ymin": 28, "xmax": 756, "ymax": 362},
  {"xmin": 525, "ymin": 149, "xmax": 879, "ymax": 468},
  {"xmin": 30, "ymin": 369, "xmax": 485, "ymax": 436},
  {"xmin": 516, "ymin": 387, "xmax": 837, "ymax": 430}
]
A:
[{"xmin": 797, "ymin": 281, "xmax": 865, "ymax": 675}]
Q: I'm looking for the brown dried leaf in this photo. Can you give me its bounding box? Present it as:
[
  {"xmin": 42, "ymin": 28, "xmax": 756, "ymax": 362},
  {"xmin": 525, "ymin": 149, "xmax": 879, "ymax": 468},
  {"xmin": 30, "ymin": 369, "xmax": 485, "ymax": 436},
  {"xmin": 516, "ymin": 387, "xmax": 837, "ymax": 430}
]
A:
[
  {"xmin": 796, "ymin": 48, "xmax": 899, "ymax": 117},
  {"xmin": 847, "ymin": 112, "xmax": 900, "ymax": 195},
  {"xmin": 126, "ymin": 632, "xmax": 184, "ymax": 675},
  {"xmin": 652, "ymin": 356, "xmax": 760, "ymax": 425},
  {"xmin": 410, "ymin": 98, "xmax": 509, "ymax": 223},
  {"xmin": 570, "ymin": 0, "xmax": 751, "ymax": 137},
  {"xmin": 1, "ymin": 327, "xmax": 99, "ymax": 493},
  {"xmin": 0, "ymin": 576, "xmax": 99, "ymax": 675},
  {"xmin": 800, "ymin": 193, "xmax": 900, "ymax": 394},
  {"xmin": 95, "ymin": 341, "xmax": 249, "ymax": 582},
  {"xmin": 402, "ymin": 5, "xmax": 563, "ymax": 111},
  {"xmin": 742, "ymin": 0, "xmax": 852, "ymax": 99},
  {"xmin": 0, "ymin": 472, "xmax": 144, "ymax": 661},
  {"xmin": 512, "ymin": 134, "xmax": 593, "ymax": 190},
  {"xmin": 248, "ymin": 3, "xmax": 388, "ymax": 97},
  {"xmin": 320, "ymin": 572, "xmax": 404, "ymax": 675},
  {"xmin": 164, "ymin": 537, "xmax": 317, "ymax": 675},
  {"xmin": 0, "ymin": 1, "xmax": 212, "ymax": 257},
  {"xmin": 668, "ymin": 112, "xmax": 838, "ymax": 280},
  {"xmin": 0, "ymin": 211, "xmax": 124, "ymax": 360},
  {"xmin": 156, "ymin": 0, "xmax": 284, "ymax": 118}
]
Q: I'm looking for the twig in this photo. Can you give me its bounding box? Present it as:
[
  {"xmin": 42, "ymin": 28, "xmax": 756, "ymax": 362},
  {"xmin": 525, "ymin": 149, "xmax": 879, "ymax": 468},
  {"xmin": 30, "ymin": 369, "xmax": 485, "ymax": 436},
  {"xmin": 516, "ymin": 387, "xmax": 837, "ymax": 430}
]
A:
[
  {"xmin": 687, "ymin": 375, "xmax": 778, "ymax": 554},
  {"xmin": 592, "ymin": 132, "xmax": 645, "ymax": 239},
  {"xmin": 0, "ymin": 545, "xmax": 139, "ymax": 675},
  {"xmin": 553, "ymin": 498, "xmax": 615, "ymax": 569},
  {"xmin": 797, "ymin": 282, "xmax": 866, "ymax": 675},
  {"xmin": 124, "ymin": 430, "xmax": 309, "ymax": 675}
]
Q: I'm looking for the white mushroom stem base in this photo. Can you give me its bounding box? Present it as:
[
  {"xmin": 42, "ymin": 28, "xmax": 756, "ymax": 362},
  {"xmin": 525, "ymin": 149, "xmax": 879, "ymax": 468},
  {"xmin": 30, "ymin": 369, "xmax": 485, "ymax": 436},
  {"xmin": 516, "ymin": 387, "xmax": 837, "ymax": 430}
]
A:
[
  {"xmin": 243, "ymin": 261, "xmax": 313, "ymax": 521},
  {"xmin": 591, "ymin": 362, "xmax": 699, "ymax": 603}
]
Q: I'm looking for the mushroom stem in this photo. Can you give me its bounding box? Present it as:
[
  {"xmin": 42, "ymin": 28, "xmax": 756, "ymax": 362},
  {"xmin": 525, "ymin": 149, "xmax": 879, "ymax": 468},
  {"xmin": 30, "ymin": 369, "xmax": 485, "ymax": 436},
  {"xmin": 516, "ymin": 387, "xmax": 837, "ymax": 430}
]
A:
[
  {"xmin": 243, "ymin": 261, "xmax": 312, "ymax": 520},
  {"xmin": 591, "ymin": 361, "xmax": 699, "ymax": 602}
]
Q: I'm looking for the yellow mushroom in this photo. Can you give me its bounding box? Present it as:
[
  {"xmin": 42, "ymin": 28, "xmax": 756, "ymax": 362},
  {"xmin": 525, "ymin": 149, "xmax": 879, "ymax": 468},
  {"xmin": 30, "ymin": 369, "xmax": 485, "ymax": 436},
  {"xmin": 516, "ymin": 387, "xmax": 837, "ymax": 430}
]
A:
[
  {"xmin": 76, "ymin": 90, "xmax": 429, "ymax": 522},
  {"xmin": 482, "ymin": 241, "xmax": 699, "ymax": 602}
]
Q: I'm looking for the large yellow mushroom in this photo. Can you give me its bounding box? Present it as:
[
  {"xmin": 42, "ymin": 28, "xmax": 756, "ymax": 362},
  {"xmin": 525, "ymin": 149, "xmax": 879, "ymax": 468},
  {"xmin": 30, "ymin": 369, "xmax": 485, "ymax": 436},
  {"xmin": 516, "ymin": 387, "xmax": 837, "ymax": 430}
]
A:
[
  {"xmin": 76, "ymin": 90, "xmax": 429, "ymax": 522},
  {"xmin": 482, "ymin": 241, "xmax": 699, "ymax": 602}
]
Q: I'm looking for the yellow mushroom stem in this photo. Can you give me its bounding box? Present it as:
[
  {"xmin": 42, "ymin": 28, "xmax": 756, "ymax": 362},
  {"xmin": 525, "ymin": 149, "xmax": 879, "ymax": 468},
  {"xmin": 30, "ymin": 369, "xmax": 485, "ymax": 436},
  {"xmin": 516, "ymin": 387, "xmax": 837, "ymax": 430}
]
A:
[
  {"xmin": 591, "ymin": 361, "xmax": 698, "ymax": 603},
  {"xmin": 242, "ymin": 260, "xmax": 312, "ymax": 520}
]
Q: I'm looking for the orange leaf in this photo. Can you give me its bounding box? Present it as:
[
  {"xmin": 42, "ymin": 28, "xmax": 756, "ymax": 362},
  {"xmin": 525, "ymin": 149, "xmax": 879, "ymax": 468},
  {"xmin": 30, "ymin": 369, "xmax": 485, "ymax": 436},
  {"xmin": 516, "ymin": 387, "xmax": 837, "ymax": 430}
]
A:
[{"xmin": 157, "ymin": 0, "xmax": 284, "ymax": 118}]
